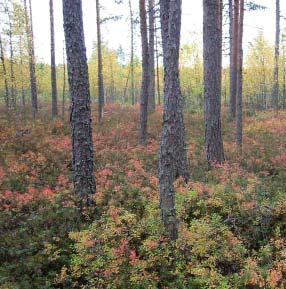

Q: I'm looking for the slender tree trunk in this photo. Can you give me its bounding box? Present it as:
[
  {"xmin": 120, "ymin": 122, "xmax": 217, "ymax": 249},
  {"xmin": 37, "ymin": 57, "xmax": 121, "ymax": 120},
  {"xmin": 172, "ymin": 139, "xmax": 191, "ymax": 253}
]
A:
[
  {"xmin": 203, "ymin": 0, "xmax": 225, "ymax": 165},
  {"xmin": 139, "ymin": 0, "xmax": 149, "ymax": 145},
  {"xmin": 155, "ymin": 19, "xmax": 161, "ymax": 106},
  {"xmin": 159, "ymin": 0, "xmax": 189, "ymax": 240},
  {"xmin": 148, "ymin": 0, "xmax": 156, "ymax": 112},
  {"xmin": 272, "ymin": 0, "xmax": 280, "ymax": 112},
  {"xmin": 62, "ymin": 42, "xmax": 66, "ymax": 119},
  {"xmin": 62, "ymin": 0, "xmax": 96, "ymax": 201},
  {"xmin": 19, "ymin": 35, "xmax": 26, "ymax": 117},
  {"xmin": 283, "ymin": 49, "xmax": 286, "ymax": 109},
  {"xmin": 24, "ymin": 0, "xmax": 38, "ymax": 118},
  {"xmin": 7, "ymin": 5, "xmax": 16, "ymax": 109},
  {"xmin": 128, "ymin": 0, "xmax": 135, "ymax": 105},
  {"xmin": 0, "ymin": 31, "xmax": 9, "ymax": 111},
  {"xmin": 230, "ymin": 0, "xmax": 239, "ymax": 119},
  {"xmin": 109, "ymin": 56, "xmax": 115, "ymax": 103},
  {"xmin": 96, "ymin": 0, "xmax": 104, "ymax": 124},
  {"xmin": 229, "ymin": 0, "xmax": 233, "ymax": 114},
  {"xmin": 236, "ymin": 0, "xmax": 244, "ymax": 152},
  {"xmin": 123, "ymin": 67, "xmax": 130, "ymax": 103},
  {"xmin": 50, "ymin": 0, "xmax": 58, "ymax": 118}
]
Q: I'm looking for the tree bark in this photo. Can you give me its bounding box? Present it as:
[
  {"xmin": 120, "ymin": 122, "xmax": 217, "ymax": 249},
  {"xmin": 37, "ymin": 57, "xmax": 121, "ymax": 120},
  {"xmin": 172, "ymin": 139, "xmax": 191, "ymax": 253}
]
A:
[
  {"xmin": 62, "ymin": 0, "xmax": 96, "ymax": 201},
  {"xmin": 159, "ymin": 0, "xmax": 189, "ymax": 240},
  {"xmin": 0, "ymin": 31, "xmax": 10, "ymax": 111},
  {"xmin": 6, "ymin": 4, "xmax": 16, "ymax": 109},
  {"xmin": 155, "ymin": 19, "xmax": 161, "ymax": 106},
  {"xmin": 50, "ymin": 0, "xmax": 58, "ymax": 118},
  {"xmin": 203, "ymin": 0, "xmax": 225, "ymax": 165},
  {"xmin": 128, "ymin": 0, "xmax": 135, "ymax": 106},
  {"xmin": 148, "ymin": 0, "xmax": 156, "ymax": 112},
  {"xmin": 272, "ymin": 0, "xmax": 280, "ymax": 112},
  {"xmin": 236, "ymin": 0, "xmax": 244, "ymax": 151},
  {"xmin": 139, "ymin": 0, "xmax": 149, "ymax": 145},
  {"xmin": 229, "ymin": 0, "xmax": 239, "ymax": 119},
  {"xmin": 19, "ymin": 35, "xmax": 26, "ymax": 117},
  {"xmin": 96, "ymin": 0, "xmax": 104, "ymax": 124},
  {"xmin": 62, "ymin": 42, "xmax": 66, "ymax": 120},
  {"xmin": 24, "ymin": 0, "xmax": 38, "ymax": 118},
  {"xmin": 283, "ymin": 49, "xmax": 286, "ymax": 109}
]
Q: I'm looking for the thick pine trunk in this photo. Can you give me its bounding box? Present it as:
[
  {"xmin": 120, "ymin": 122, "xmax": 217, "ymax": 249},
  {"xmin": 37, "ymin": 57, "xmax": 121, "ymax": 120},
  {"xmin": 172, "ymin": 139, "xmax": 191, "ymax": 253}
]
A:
[
  {"xmin": 203, "ymin": 0, "xmax": 225, "ymax": 165},
  {"xmin": 148, "ymin": 0, "xmax": 156, "ymax": 112},
  {"xmin": 272, "ymin": 0, "xmax": 280, "ymax": 112},
  {"xmin": 50, "ymin": 0, "xmax": 58, "ymax": 118},
  {"xmin": 139, "ymin": 0, "xmax": 149, "ymax": 145},
  {"xmin": 96, "ymin": 0, "xmax": 105, "ymax": 124},
  {"xmin": 159, "ymin": 0, "xmax": 189, "ymax": 240},
  {"xmin": 24, "ymin": 0, "xmax": 38, "ymax": 118},
  {"xmin": 63, "ymin": 0, "xmax": 96, "ymax": 201}
]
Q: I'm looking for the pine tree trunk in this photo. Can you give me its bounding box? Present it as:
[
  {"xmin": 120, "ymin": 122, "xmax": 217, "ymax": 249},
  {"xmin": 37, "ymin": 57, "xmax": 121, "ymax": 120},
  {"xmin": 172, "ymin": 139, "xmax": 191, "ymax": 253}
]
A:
[
  {"xmin": 203, "ymin": 0, "xmax": 225, "ymax": 165},
  {"xmin": 236, "ymin": 0, "xmax": 244, "ymax": 151},
  {"xmin": 7, "ymin": 7, "xmax": 16, "ymax": 109},
  {"xmin": 155, "ymin": 19, "xmax": 161, "ymax": 106},
  {"xmin": 128, "ymin": 0, "xmax": 135, "ymax": 106},
  {"xmin": 96, "ymin": 0, "xmax": 104, "ymax": 124},
  {"xmin": 139, "ymin": 0, "xmax": 149, "ymax": 145},
  {"xmin": 0, "ymin": 31, "xmax": 10, "ymax": 111},
  {"xmin": 283, "ymin": 50, "xmax": 286, "ymax": 109},
  {"xmin": 159, "ymin": 0, "xmax": 189, "ymax": 241},
  {"xmin": 50, "ymin": 0, "xmax": 58, "ymax": 118},
  {"xmin": 148, "ymin": 0, "xmax": 156, "ymax": 112},
  {"xmin": 24, "ymin": 0, "xmax": 38, "ymax": 118},
  {"xmin": 62, "ymin": 0, "xmax": 96, "ymax": 201},
  {"xmin": 62, "ymin": 43, "xmax": 66, "ymax": 120},
  {"xmin": 19, "ymin": 35, "xmax": 26, "ymax": 117},
  {"xmin": 272, "ymin": 0, "xmax": 280, "ymax": 112},
  {"xmin": 230, "ymin": 0, "xmax": 239, "ymax": 119}
]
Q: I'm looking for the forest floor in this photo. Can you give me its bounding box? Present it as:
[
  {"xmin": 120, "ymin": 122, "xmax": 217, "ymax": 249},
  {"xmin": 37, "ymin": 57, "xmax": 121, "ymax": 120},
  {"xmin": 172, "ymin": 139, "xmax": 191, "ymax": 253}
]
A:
[{"xmin": 0, "ymin": 105, "xmax": 286, "ymax": 289}]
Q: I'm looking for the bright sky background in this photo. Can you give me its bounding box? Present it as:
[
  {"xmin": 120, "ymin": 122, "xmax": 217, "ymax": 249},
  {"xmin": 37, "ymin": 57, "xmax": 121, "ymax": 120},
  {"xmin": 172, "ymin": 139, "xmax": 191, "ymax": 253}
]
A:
[{"xmin": 30, "ymin": 0, "xmax": 286, "ymax": 64}]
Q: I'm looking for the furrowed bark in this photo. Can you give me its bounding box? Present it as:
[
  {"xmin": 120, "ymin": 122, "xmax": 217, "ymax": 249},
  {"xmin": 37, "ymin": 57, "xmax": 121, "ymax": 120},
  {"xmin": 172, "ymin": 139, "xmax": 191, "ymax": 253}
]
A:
[
  {"xmin": 63, "ymin": 0, "xmax": 96, "ymax": 201},
  {"xmin": 159, "ymin": 0, "xmax": 189, "ymax": 240},
  {"xmin": 203, "ymin": 0, "xmax": 225, "ymax": 165}
]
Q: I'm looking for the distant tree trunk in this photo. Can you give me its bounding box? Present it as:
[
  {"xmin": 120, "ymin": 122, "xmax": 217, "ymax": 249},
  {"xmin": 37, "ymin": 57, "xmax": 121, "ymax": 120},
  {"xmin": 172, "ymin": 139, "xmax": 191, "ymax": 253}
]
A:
[
  {"xmin": 96, "ymin": 0, "xmax": 104, "ymax": 124},
  {"xmin": 148, "ymin": 0, "xmax": 156, "ymax": 112},
  {"xmin": 229, "ymin": 0, "xmax": 239, "ymax": 119},
  {"xmin": 236, "ymin": 0, "xmax": 244, "ymax": 151},
  {"xmin": 203, "ymin": 0, "xmax": 225, "ymax": 165},
  {"xmin": 109, "ymin": 55, "xmax": 115, "ymax": 103},
  {"xmin": 272, "ymin": 0, "xmax": 280, "ymax": 112},
  {"xmin": 62, "ymin": 43, "xmax": 66, "ymax": 119},
  {"xmin": 155, "ymin": 19, "xmax": 161, "ymax": 106},
  {"xmin": 128, "ymin": 0, "xmax": 135, "ymax": 105},
  {"xmin": 50, "ymin": 0, "xmax": 58, "ymax": 118},
  {"xmin": 19, "ymin": 35, "xmax": 26, "ymax": 117},
  {"xmin": 0, "ymin": 31, "xmax": 9, "ymax": 110},
  {"xmin": 63, "ymin": 0, "xmax": 96, "ymax": 201},
  {"xmin": 159, "ymin": 0, "xmax": 189, "ymax": 241},
  {"xmin": 283, "ymin": 49, "xmax": 286, "ymax": 109},
  {"xmin": 24, "ymin": 0, "xmax": 38, "ymax": 118},
  {"xmin": 229, "ymin": 0, "xmax": 233, "ymax": 113},
  {"xmin": 7, "ymin": 6, "xmax": 16, "ymax": 109},
  {"xmin": 139, "ymin": 0, "xmax": 149, "ymax": 145}
]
